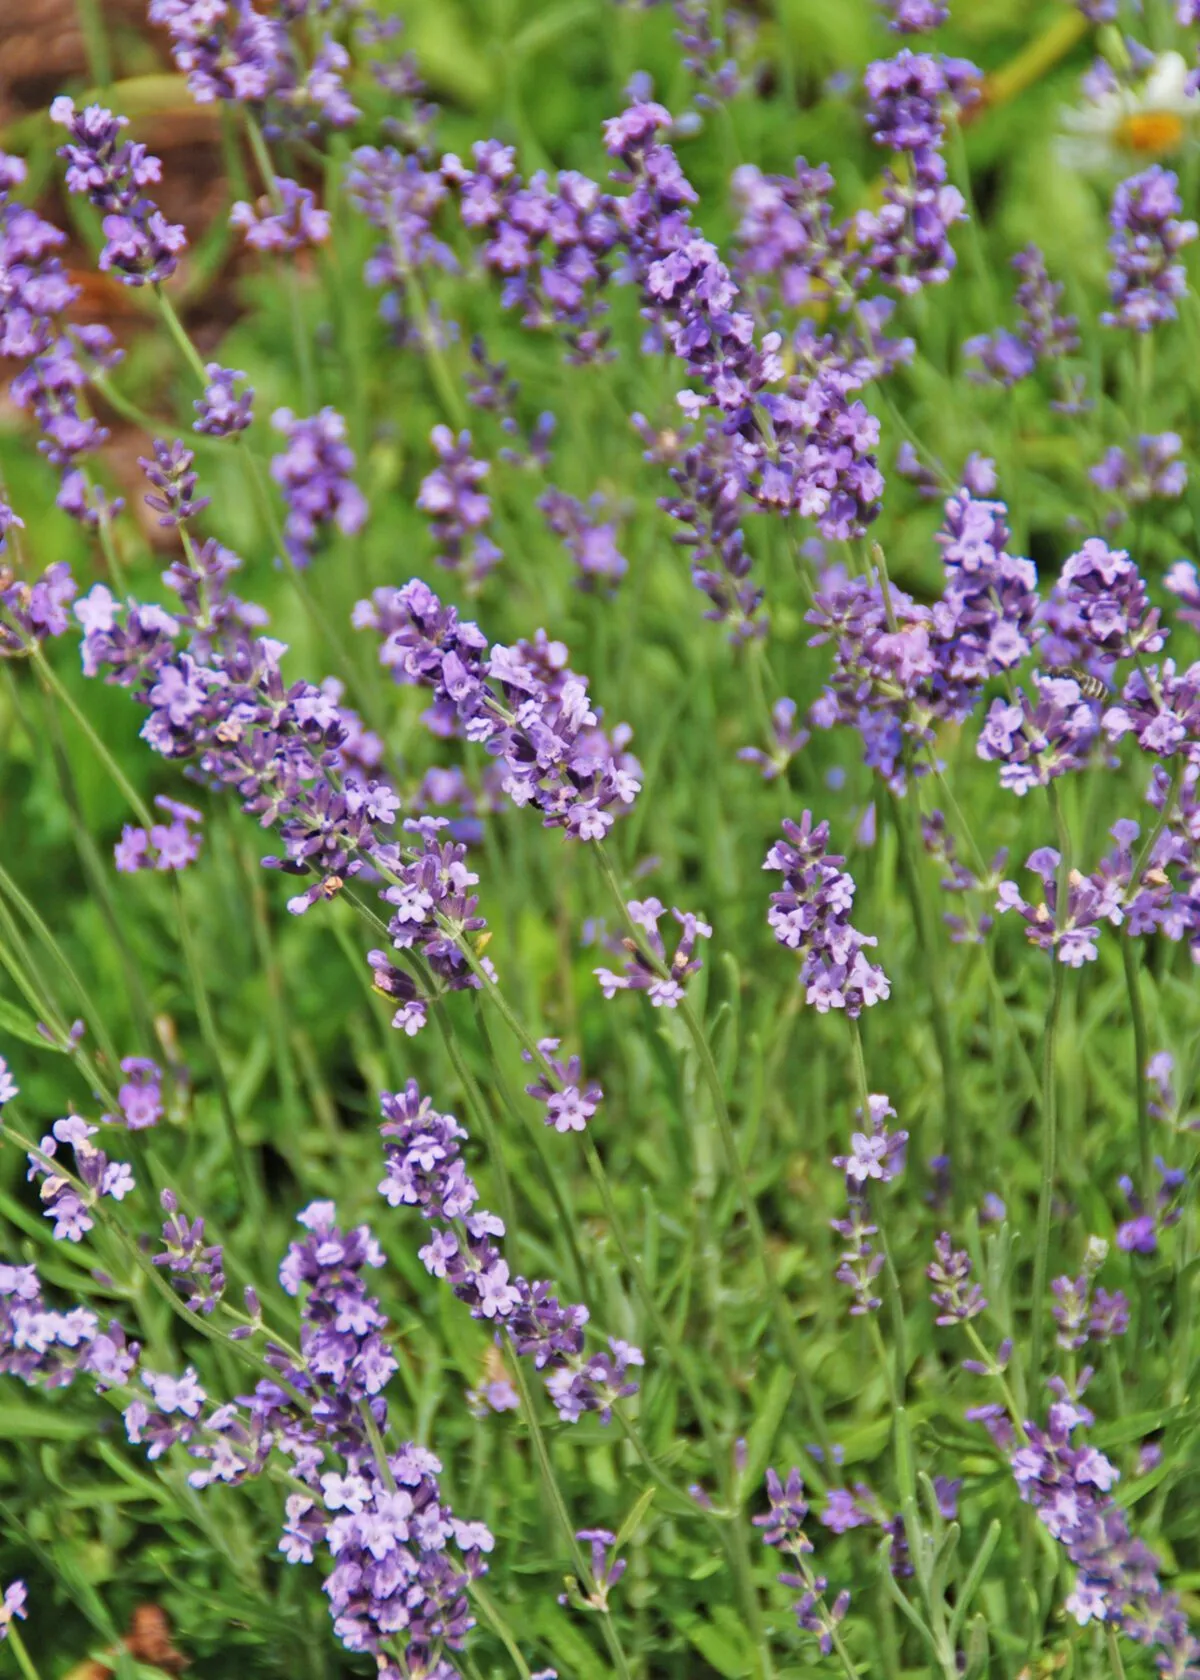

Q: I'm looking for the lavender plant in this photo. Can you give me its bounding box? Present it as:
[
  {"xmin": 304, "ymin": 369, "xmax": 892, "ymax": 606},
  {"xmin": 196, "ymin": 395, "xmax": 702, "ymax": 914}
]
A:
[{"xmin": 1, "ymin": 1, "xmax": 1200, "ymax": 1676}]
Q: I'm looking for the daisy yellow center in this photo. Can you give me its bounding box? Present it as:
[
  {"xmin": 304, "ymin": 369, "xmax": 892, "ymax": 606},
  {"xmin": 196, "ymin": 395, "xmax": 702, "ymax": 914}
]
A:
[{"xmin": 1115, "ymin": 109, "xmax": 1186, "ymax": 154}]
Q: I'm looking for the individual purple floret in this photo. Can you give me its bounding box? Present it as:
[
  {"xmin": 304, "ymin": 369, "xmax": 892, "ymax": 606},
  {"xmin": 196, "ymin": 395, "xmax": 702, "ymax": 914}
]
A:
[
  {"xmin": 1090, "ymin": 433, "xmax": 1187, "ymax": 513},
  {"xmin": 1102, "ymin": 166, "xmax": 1197, "ymax": 333},
  {"xmin": 26, "ymin": 1116, "xmax": 135, "ymax": 1243},
  {"xmin": 270, "ymin": 407, "xmax": 367, "ymax": 567},
  {"xmin": 764, "ymin": 813, "xmax": 890, "ymax": 1016},
  {"xmin": 594, "ymin": 898, "xmax": 711, "ymax": 1008},
  {"xmin": 377, "ymin": 1080, "xmax": 642, "ymax": 1423},
  {"xmin": 755, "ymin": 1469, "xmax": 851, "ymax": 1656},
  {"xmin": 539, "ymin": 487, "xmax": 628, "ymax": 590},
  {"xmin": 522, "ymin": 1039, "xmax": 603, "ymax": 1133},
  {"xmin": 927, "ymin": 1233, "xmax": 986, "ymax": 1324},
  {"xmin": 115, "ymin": 796, "xmax": 204, "ymax": 875},
  {"xmin": 0, "ymin": 1058, "xmax": 15, "ymax": 1108},
  {"xmin": 357, "ymin": 578, "xmax": 641, "ymax": 840},
  {"xmin": 194, "ymin": 363, "xmax": 254, "ymax": 436},
  {"xmin": 231, "ymin": 178, "xmax": 330, "ymax": 252},
  {"xmin": 418, "ymin": 426, "xmax": 502, "ymax": 587},
  {"xmin": 0, "ymin": 1581, "xmax": 27, "ymax": 1642},
  {"xmin": 155, "ymin": 1188, "xmax": 225, "ymax": 1314},
  {"xmin": 51, "ymin": 99, "xmax": 187, "ymax": 286}
]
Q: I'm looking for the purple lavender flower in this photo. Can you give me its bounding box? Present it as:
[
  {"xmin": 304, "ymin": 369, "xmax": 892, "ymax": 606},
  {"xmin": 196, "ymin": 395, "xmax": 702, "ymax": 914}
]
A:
[
  {"xmin": 140, "ymin": 439, "xmax": 211, "ymax": 528},
  {"xmin": 378, "ymin": 1080, "xmax": 642, "ymax": 1422},
  {"xmin": 927, "ymin": 1233, "xmax": 986, "ymax": 1324},
  {"xmin": 738, "ymin": 697, "xmax": 810, "ymax": 781},
  {"xmin": 522, "ymin": 1039, "xmax": 603, "ymax": 1133},
  {"xmin": 1090, "ymin": 433, "xmax": 1187, "ymax": 512},
  {"xmin": 968, "ymin": 246, "xmax": 1080, "ymax": 385},
  {"xmin": 0, "ymin": 1058, "xmax": 15, "ymax": 1107},
  {"xmin": 51, "ymin": 99, "xmax": 187, "ymax": 286},
  {"xmin": 1, "ymin": 1256, "xmax": 136, "ymax": 1391},
  {"xmin": 755, "ymin": 1469, "xmax": 852, "ymax": 1655},
  {"xmin": 595, "ymin": 898, "xmax": 711, "ymax": 1008},
  {"xmin": 0, "ymin": 562, "xmax": 78, "ymax": 657},
  {"xmin": 270, "ymin": 408, "xmax": 367, "ymax": 567},
  {"xmin": 570, "ymin": 1529, "xmax": 627, "ymax": 1609},
  {"xmin": 0, "ymin": 1582, "xmax": 27, "ymax": 1642},
  {"xmin": 358, "ymin": 578, "xmax": 641, "ymax": 839},
  {"xmin": 26, "ymin": 1115, "xmax": 135, "ymax": 1243},
  {"xmin": 113, "ymin": 1056, "xmax": 163, "ymax": 1130},
  {"xmin": 539, "ymin": 487, "xmax": 628, "ymax": 590},
  {"xmin": 1102, "ymin": 166, "xmax": 1197, "ymax": 333},
  {"xmin": 996, "ymin": 843, "xmax": 1119, "ymax": 966},
  {"xmin": 114, "ymin": 796, "xmax": 204, "ymax": 875},
  {"xmin": 833, "ymin": 1094, "xmax": 908, "ymax": 1185},
  {"xmin": 977, "ymin": 674, "xmax": 1100, "ymax": 795},
  {"xmin": 443, "ymin": 142, "xmax": 620, "ymax": 366},
  {"xmin": 1057, "ymin": 538, "xmax": 1163, "ymax": 661},
  {"xmin": 155, "ymin": 1188, "xmax": 225, "ymax": 1314},
  {"xmin": 418, "ymin": 426, "xmax": 502, "ymax": 587},
  {"xmin": 148, "ymin": 0, "xmax": 287, "ymax": 107},
  {"xmin": 1116, "ymin": 1159, "xmax": 1185, "ymax": 1254},
  {"xmin": 347, "ymin": 145, "xmax": 457, "ymax": 338},
  {"xmin": 878, "ymin": 0, "xmax": 949, "ymax": 31},
  {"xmin": 231, "ymin": 178, "xmax": 330, "ymax": 252},
  {"xmin": 1006, "ymin": 1391, "xmax": 1200, "ymax": 1665},
  {"xmin": 672, "ymin": 1, "xmax": 743, "ymax": 107},
  {"xmin": 764, "ymin": 813, "xmax": 890, "ymax": 1016},
  {"xmin": 193, "ymin": 363, "xmax": 254, "ymax": 437}
]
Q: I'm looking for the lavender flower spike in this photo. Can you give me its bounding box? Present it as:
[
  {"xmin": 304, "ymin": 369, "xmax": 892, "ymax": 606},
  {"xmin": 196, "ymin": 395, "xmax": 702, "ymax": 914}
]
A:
[
  {"xmin": 765, "ymin": 813, "xmax": 890, "ymax": 1016},
  {"xmin": 51, "ymin": 99, "xmax": 187, "ymax": 286}
]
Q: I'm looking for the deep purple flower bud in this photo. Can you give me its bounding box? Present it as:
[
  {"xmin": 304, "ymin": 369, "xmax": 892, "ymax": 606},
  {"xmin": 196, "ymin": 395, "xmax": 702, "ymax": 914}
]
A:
[{"xmin": 140, "ymin": 439, "xmax": 210, "ymax": 527}]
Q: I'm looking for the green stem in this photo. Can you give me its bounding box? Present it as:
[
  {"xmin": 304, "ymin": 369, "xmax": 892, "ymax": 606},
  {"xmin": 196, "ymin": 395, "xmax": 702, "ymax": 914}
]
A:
[
  {"xmin": 30, "ymin": 649, "xmax": 151, "ymax": 827},
  {"xmin": 173, "ymin": 882, "xmax": 264, "ymax": 1218},
  {"xmin": 153, "ymin": 286, "xmax": 211, "ymax": 388},
  {"xmin": 3, "ymin": 1621, "xmax": 42, "ymax": 1680},
  {"xmin": 506, "ymin": 1357, "xmax": 634, "ymax": 1680},
  {"xmin": 1121, "ymin": 937, "xmax": 1154, "ymax": 1209},
  {"xmin": 591, "ymin": 843, "xmax": 831, "ymax": 1453},
  {"xmin": 1029, "ymin": 955, "xmax": 1065, "ymax": 1389}
]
